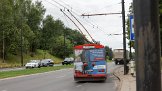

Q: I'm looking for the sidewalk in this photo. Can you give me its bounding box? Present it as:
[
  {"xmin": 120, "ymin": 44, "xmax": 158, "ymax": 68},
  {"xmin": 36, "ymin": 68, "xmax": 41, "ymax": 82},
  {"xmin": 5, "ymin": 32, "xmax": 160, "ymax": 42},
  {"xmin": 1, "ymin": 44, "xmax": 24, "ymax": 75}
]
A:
[{"xmin": 116, "ymin": 67, "xmax": 136, "ymax": 91}]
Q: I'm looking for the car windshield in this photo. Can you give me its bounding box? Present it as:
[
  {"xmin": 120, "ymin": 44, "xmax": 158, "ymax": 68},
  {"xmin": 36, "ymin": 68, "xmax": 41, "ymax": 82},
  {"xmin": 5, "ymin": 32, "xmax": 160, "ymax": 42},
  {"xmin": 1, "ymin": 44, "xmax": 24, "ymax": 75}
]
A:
[{"xmin": 64, "ymin": 58, "xmax": 70, "ymax": 61}]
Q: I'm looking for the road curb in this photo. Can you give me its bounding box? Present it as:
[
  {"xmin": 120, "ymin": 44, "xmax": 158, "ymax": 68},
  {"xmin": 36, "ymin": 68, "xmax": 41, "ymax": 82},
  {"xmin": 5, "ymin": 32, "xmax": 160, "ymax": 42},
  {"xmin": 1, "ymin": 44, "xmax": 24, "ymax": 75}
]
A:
[{"xmin": 113, "ymin": 66, "xmax": 124, "ymax": 91}]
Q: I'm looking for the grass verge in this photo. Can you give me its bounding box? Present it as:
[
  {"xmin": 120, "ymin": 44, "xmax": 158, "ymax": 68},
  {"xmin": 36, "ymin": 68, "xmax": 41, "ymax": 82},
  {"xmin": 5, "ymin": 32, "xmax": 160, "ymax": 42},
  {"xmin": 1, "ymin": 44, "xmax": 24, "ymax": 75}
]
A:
[
  {"xmin": 0, "ymin": 65, "xmax": 73, "ymax": 79},
  {"xmin": 106, "ymin": 59, "xmax": 112, "ymax": 62}
]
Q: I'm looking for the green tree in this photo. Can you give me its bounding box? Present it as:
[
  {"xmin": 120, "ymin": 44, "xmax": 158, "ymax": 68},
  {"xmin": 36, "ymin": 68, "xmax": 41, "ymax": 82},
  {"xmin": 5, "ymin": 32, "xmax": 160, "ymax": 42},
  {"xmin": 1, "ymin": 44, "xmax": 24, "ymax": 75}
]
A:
[
  {"xmin": 25, "ymin": 0, "xmax": 46, "ymax": 52},
  {"xmin": 41, "ymin": 15, "xmax": 64, "ymax": 50},
  {"xmin": 50, "ymin": 36, "xmax": 73, "ymax": 58},
  {"xmin": 105, "ymin": 46, "xmax": 113, "ymax": 60},
  {"xmin": 65, "ymin": 28, "xmax": 86, "ymax": 45},
  {"xmin": 0, "ymin": 0, "xmax": 16, "ymax": 58}
]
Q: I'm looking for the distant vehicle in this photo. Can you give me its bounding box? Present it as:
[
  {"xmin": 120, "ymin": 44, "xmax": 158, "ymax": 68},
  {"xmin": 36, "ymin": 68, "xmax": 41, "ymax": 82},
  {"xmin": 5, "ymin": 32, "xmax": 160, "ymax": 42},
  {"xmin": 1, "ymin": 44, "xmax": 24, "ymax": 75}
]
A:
[
  {"xmin": 25, "ymin": 60, "xmax": 41, "ymax": 68},
  {"xmin": 113, "ymin": 49, "xmax": 129, "ymax": 65},
  {"xmin": 40, "ymin": 59, "xmax": 54, "ymax": 67},
  {"xmin": 62, "ymin": 57, "xmax": 74, "ymax": 65}
]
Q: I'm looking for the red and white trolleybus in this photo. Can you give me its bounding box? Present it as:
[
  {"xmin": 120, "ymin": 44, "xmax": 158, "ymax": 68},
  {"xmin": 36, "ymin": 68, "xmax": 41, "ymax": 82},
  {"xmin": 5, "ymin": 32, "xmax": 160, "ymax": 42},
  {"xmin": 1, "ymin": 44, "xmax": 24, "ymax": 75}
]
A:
[{"xmin": 73, "ymin": 44, "xmax": 107, "ymax": 81}]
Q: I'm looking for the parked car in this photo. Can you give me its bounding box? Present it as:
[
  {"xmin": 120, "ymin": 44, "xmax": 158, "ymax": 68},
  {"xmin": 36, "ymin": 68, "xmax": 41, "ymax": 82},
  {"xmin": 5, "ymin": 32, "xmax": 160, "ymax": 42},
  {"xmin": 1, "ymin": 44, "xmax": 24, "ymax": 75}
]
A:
[
  {"xmin": 62, "ymin": 57, "xmax": 74, "ymax": 65},
  {"xmin": 40, "ymin": 59, "xmax": 54, "ymax": 67},
  {"xmin": 25, "ymin": 60, "xmax": 41, "ymax": 68}
]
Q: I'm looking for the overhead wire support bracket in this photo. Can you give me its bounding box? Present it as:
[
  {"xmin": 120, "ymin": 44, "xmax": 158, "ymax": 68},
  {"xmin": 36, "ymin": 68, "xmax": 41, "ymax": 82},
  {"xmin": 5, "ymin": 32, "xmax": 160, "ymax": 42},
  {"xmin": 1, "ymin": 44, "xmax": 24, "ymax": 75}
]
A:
[{"xmin": 81, "ymin": 13, "xmax": 122, "ymax": 16}]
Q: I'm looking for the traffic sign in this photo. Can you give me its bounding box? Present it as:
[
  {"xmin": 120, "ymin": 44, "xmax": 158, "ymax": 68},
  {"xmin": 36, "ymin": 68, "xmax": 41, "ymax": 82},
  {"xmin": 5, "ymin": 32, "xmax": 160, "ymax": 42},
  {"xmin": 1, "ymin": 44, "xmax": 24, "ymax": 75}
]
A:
[{"xmin": 130, "ymin": 15, "xmax": 134, "ymax": 41}]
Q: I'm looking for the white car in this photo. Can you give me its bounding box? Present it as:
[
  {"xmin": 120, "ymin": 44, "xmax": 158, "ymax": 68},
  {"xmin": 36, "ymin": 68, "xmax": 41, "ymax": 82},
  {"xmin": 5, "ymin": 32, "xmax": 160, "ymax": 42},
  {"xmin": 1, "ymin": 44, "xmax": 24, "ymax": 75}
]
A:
[{"xmin": 25, "ymin": 60, "xmax": 41, "ymax": 68}]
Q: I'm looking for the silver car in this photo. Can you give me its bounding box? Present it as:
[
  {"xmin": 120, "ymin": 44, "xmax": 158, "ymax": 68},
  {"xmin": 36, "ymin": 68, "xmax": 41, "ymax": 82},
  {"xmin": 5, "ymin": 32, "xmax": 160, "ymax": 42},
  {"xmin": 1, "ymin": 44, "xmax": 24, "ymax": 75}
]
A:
[{"xmin": 25, "ymin": 60, "xmax": 41, "ymax": 68}]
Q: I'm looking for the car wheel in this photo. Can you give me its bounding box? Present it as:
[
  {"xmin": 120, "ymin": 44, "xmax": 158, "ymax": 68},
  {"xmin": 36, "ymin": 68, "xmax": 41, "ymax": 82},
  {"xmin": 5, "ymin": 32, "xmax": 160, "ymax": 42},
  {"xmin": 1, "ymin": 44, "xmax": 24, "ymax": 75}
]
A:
[{"xmin": 38, "ymin": 65, "xmax": 41, "ymax": 68}]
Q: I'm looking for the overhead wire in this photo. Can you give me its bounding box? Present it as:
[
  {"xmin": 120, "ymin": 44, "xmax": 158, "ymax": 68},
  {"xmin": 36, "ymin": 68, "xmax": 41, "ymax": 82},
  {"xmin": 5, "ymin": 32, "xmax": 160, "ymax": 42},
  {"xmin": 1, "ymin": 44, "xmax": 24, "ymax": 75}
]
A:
[
  {"xmin": 51, "ymin": 0, "xmax": 124, "ymax": 40},
  {"xmin": 44, "ymin": 0, "xmax": 60, "ymax": 10},
  {"xmin": 45, "ymin": 0, "xmax": 123, "ymax": 40},
  {"xmin": 60, "ymin": 9, "xmax": 84, "ymax": 36},
  {"xmin": 67, "ymin": 9, "xmax": 95, "ymax": 43},
  {"xmin": 60, "ymin": 9, "xmax": 91, "ymax": 43},
  {"xmin": 53, "ymin": 0, "xmax": 110, "ymax": 40},
  {"xmin": 50, "ymin": 0, "xmax": 104, "ymax": 32},
  {"xmin": 50, "ymin": 0, "xmax": 98, "ymax": 41}
]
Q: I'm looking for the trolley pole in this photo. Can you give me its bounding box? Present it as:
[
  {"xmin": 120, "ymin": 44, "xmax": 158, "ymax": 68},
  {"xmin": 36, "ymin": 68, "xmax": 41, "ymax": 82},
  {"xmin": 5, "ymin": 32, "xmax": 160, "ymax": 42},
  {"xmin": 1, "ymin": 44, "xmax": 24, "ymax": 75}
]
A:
[
  {"xmin": 121, "ymin": 0, "xmax": 127, "ymax": 75},
  {"xmin": 133, "ymin": 0, "xmax": 161, "ymax": 91}
]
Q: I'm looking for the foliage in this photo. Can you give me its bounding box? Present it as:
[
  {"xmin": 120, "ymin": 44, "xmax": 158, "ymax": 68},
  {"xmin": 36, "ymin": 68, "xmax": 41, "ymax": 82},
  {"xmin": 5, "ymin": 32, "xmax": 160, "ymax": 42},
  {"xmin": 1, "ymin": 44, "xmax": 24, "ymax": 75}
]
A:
[
  {"xmin": 0, "ymin": 0, "xmax": 87, "ymax": 64},
  {"xmin": 105, "ymin": 46, "xmax": 113, "ymax": 60}
]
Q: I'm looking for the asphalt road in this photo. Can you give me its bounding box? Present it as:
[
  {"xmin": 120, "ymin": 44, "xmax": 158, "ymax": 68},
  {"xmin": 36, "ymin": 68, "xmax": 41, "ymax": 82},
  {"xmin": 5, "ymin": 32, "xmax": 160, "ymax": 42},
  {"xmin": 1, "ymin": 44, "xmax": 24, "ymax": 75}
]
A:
[{"xmin": 0, "ymin": 62, "xmax": 119, "ymax": 91}]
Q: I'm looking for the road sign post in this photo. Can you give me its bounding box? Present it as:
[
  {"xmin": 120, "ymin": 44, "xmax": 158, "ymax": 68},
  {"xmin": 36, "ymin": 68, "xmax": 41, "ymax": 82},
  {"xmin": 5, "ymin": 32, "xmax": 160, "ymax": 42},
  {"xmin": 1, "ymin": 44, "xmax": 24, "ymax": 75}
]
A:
[{"xmin": 133, "ymin": 0, "xmax": 161, "ymax": 91}]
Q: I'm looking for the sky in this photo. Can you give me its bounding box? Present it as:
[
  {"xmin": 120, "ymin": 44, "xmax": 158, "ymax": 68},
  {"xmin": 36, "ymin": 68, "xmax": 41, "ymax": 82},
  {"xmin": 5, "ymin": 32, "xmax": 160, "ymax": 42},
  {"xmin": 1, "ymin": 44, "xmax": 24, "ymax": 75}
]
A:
[{"xmin": 35, "ymin": 0, "xmax": 133, "ymax": 50}]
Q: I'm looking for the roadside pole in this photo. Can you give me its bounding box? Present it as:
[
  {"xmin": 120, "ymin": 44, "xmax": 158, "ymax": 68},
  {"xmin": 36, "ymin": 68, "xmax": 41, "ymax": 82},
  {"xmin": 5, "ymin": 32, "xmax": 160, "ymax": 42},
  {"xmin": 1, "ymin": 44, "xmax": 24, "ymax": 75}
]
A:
[
  {"xmin": 129, "ymin": 41, "xmax": 132, "ymax": 59},
  {"xmin": 121, "ymin": 0, "xmax": 127, "ymax": 75},
  {"xmin": 20, "ymin": 28, "xmax": 23, "ymax": 66},
  {"xmin": 64, "ymin": 28, "xmax": 66, "ymax": 59},
  {"xmin": 133, "ymin": 0, "xmax": 161, "ymax": 91}
]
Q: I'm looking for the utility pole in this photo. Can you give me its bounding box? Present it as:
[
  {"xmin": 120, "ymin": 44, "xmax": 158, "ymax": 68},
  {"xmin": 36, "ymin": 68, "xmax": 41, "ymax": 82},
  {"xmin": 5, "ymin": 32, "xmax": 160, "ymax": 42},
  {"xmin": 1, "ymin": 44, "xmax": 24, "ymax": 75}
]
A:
[
  {"xmin": 121, "ymin": 0, "xmax": 127, "ymax": 75},
  {"xmin": 133, "ymin": 0, "xmax": 161, "ymax": 91},
  {"xmin": 1, "ymin": 3, "xmax": 5, "ymax": 63},
  {"xmin": 64, "ymin": 28, "xmax": 66, "ymax": 59},
  {"xmin": 20, "ymin": 8, "xmax": 23, "ymax": 66},
  {"xmin": 20, "ymin": 28, "xmax": 23, "ymax": 66},
  {"xmin": 3, "ymin": 30, "xmax": 5, "ymax": 63}
]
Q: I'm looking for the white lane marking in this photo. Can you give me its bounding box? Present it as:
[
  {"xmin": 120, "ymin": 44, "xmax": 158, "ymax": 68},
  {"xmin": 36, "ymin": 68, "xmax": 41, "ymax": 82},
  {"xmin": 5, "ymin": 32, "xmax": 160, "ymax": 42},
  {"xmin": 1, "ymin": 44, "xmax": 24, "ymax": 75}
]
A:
[
  {"xmin": 76, "ymin": 85, "xmax": 82, "ymax": 88},
  {"xmin": 0, "ymin": 68, "xmax": 73, "ymax": 81}
]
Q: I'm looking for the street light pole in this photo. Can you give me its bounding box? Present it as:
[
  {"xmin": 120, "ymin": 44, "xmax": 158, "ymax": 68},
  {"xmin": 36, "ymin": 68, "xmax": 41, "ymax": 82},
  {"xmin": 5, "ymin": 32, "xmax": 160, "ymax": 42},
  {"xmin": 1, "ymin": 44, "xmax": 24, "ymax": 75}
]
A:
[
  {"xmin": 133, "ymin": 0, "xmax": 161, "ymax": 91},
  {"xmin": 121, "ymin": 0, "xmax": 127, "ymax": 75}
]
